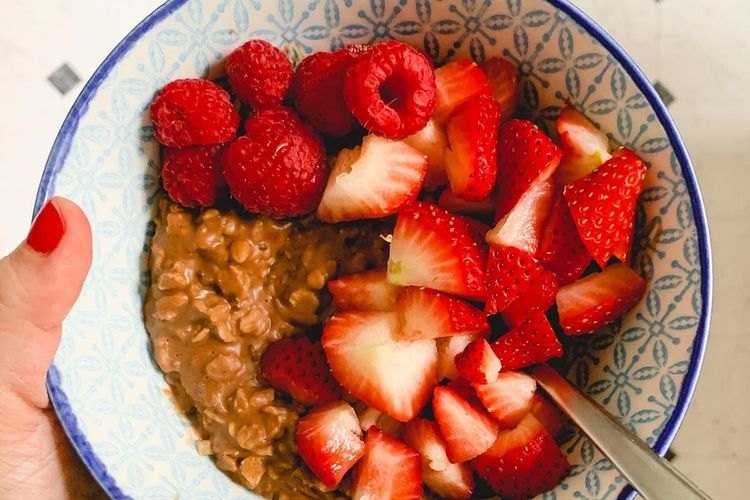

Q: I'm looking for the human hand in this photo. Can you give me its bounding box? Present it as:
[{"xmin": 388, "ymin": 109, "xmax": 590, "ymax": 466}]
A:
[{"xmin": 0, "ymin": 197, "xmax": 103, "ymax": 499}]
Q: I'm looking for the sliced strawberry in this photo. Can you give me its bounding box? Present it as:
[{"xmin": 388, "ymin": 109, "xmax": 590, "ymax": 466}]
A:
[
  {"xmin": 396, "ymin": 287, "xmax": 488, "ymax": 340},
  {"xmin": 492, "ymin": 312, "xmax": 563, "ymax": 370},
  {"xmin": 317, "ymin": 134, "xmax": 427, "ymax": 223},
  {"xmin": 432, "ymin": 386, "xmax": 499, "ymax": 463},
  {"xmin": 496, "ymin": 119, "xmax": 562, "ymax": 219},
  {"xmin": 403, "ymin": 419, "xmax": 475, "ymax": 499},
  {"xmin": 434, "ymin": 59, "xmax": 491, "ymax": 123},
  {"xmin": 557, "ymin": 263, "xmax": 646, "ymax": 335},
  {"xmin": 322, "ymin": 311, "xmax": 439, "ymax": 421},
  {"xmin": 387, "ymin": 201, "xmax": 488, "ymax": 300},
  {"xmin": 537, "ymin": 192, "xmax": 591, "ymax": 286},
  {"xmin": 260, "ymin": 337, "xmax": 342, "ymax": 406},
  {"xmin": 403, "ymin": 118, "xmax": 449, "ymax": 191},
  {"xmin": 296, "ymin": 401, "xmax": 365, "ymax": 487},
  {"xmin": 327, "ymin": 268, "xmax": 400, "ymax": 312},
  {"xmin": 530, "ymin": 393, "xmax": 566, "ymax": 441},
  {"xmin": 485, "ymin": 245, "xmax": 547, "ymax": 315},
  {"xmin": 446, "ymin": 377, "xmax": 483, "ymax": 406},
  {"xmin": 474, "ymin": 371, "xmax": 536, "ymax": 428},
  {"xmin": 564, "ymin": 149, "xmax": 647, "ymax": 266},
  {"xmin": 444, "ymin": 92, "xmax": 500, "ymax": 201},
  {"xmin": 486, "ymin": 177, "xmax": 555, "ymax": 254},
  {"xmin": 438, "ymin": 188, "xmax": 496, "ymax": 215},
  {"xmin": 471, "ymin": 413, "xmax": 570, "ymax": 498},
  {"xmin": 501, "ymin": 269, "xmax": 558, "ymax": 329},
  {"xmin": 480, "ymin": 57, "xmax": 518, "ymax": 120},
  {"xmin": 436, "ymin": 333, "xmax": 482, "ymax": 380},
  {"xmin": 555, "ymin": 105, "xmax": 612, "ymax": 185},
  {"xmin": 352, "ymin": 427, "xmax": 422, "ymax": 500},
  {"xmin": 454, "ymin": 338, "xmax": 501, "ymax": 385},
  {"xmin": 357, "ymin": 406, "xmax": 403, "ymax": 438}
]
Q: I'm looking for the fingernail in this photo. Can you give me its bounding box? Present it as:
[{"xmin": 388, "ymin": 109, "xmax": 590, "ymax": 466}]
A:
[{"xmin": 27, "ymin": 200, "xmax": 65, "ymax": 254}]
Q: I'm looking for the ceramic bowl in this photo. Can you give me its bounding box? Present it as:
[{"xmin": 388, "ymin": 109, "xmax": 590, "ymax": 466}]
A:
[{"xmin": 38, "ymin": 0, "xmax": 712, "ymax": 498}]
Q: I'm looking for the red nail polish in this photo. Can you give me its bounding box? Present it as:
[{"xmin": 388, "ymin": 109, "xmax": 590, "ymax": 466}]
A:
[{"xmin": 27, "ymin": 201, "xmax": 65, "ymax": 254}]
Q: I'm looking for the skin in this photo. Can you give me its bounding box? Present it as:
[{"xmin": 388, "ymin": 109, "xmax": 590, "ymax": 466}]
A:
[{"xmin": 0, "ymin": 197, "xmax": 103, "ymax": 499}]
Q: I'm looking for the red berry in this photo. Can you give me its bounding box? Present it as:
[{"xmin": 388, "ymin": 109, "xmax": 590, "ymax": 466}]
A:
[
  {"xmin": 344, "ymin": 43, "xmax": 370, "ymax": 58},
  {"xmin": 150, "ymin": 79, "xmax": 239, "ymax": 148},
  {"xmin": 161, "ymin": 145, "xmax": 226, "ymax": 208},
  {"xmin": 291, "ymin": 49, "xmax": 360, "ymax": 137},
  {"xmin": 344, "ymin": 40, "xmax": 436, "ymax": 139},
  {"xmin": 225, "ymin": 40, "xmax": 292, "ymax": 108},
  {"xmin": 222, "ymin": 106, "xmax": 327, "ymax": 218}
]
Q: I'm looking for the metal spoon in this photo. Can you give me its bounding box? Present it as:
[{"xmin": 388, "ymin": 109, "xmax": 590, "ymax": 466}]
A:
[{"xmin": 530, "ymin": 364, "xmax": 711, "ymax": 500}]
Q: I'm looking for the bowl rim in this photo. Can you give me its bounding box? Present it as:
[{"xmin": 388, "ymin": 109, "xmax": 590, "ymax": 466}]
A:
[{"xmin": 35, "ymin": 1, "xmax": 712, "ymax": 498}]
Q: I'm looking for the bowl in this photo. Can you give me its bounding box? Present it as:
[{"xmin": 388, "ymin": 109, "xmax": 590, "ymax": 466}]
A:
[{"xmin": 38, "ymin": 0, "xmax": 712, "ymax": 498}]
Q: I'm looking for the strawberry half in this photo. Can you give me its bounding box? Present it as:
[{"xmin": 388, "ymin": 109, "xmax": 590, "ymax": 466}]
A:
[
  {"xmin": 403, "ymin": 419, "xmax": 475, "ymax": 499},
  {"xmin": 438, "ymin": 188, "xmax": 496, "ymax": 216},
  {"xmin": 564, "ymin": 148, "xmax": 647, "ymax": 267},
  {"xmin": 555, "ymin": 105, "xmax": 612, "ymax": 185},
  {"xmin": 351, "ymin": 427, "xmax": 423, "ymax": 500},
  {"xmin": 474, "ymin": 371, "xmax": 537, "ymax": 428},
  {"xmin": 434, "ymin": 59, "xmax": 491, "ymax": 123},
  {"xmin": 327, "ymin": 268, "xmax": 400, "ymax": 312},
  {"xmin": 480, "ymin": 57, "xmax": 518, "ymax": 120},
  {"xmin": 433, "ymin": 386, "xmax": 499, "ymax": 463},
  {"xmin": 387, "ymin": 201, "xmax": 488, "ymax": 300},
  {"xmin": 322, "ymin": 311, "xmax": 439, "ymax": 421},
  {"xmin": 530, "ymin": 393, "xmax": 566, "ymax": 441},
  {"xmin": 446, "ymin": 377, "xmax": 483, "ymax": 406},
  {"xmin": 436, "ymin": 333, "xmax": 482, "ymax": 380},
  {"xmin": 454, "ymin": 338, "xmax": 502, "ymax": 385},
  {"xmin": 471, "ymin": 413, "xmax": 570, "ymax": 498},
  {"xmin": 557, "ymin": 263, "xmax": 646, "ymax": 335},
  {"xmin": 296, "ymin": 401, "xmax": 365, "ymax": 487},
  {"xmin": 317, "ymin": 134, "xmax": 427, "ymax": 223},
  {"xmin": 501, "ymin": 269, "xmax": 558, "ymax": 329},
  {"xmin": 485, "ymin": 245, "xmax": 548, "ymax": 315},
  {"xmin": 492, "ymin": 312, "xmax": 563, "ymax": 370},
  {"xmin": 537, "ymin": 192, "xmax": 591, "ymax": 286},
  {"xmin": 260, "ymin": 337, "xmax": 342, "ymax": 406},
  {"xmin": 395, "ymin": 287, "xmax": 489, "ymax": 340},
  {"xmin": 403, "ymin": 118, "xmax": 449, "ymax": 191},
  {"xmin": 495, "ymin": 119, "xmax": 562, "ymax": 219},
  {"xmin": 444, "ymin": 92, "xmax": 500, "ymax": 201}
]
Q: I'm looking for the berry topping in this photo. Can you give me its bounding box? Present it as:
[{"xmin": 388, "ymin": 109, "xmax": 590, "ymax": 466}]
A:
[{"xmin": 225, "ymin": 39, "xmax": 292, "ymax": 107}]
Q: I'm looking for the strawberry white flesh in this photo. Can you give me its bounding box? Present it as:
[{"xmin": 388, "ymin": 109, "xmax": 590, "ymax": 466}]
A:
[
  {"xmin": 327, "ymin": 269, "xmax": 400, "ymax": 312},
  {"xmin": 434, "ymin": 59, "xmax": 491, "ymax": 123},
  {"xmin": 438, "ymin": 188, "xmax": 496, "ymax": 215},
  {"xmin": 433, "ymin": 386, "xmax": 499, "ymax": 463},
  {"xmin": 436, "ymin": 333, "xmax": 481, "ymax": 380},
  {"xmin": 474, "ymin": 371, "xmax": 537, "ymax": 428},
  {"xmin": 556, "ymin": 106, "xmax": 612, "ymax": 185},
  {"xmin": 395, "ymin": 286, "xmax": 488, "ymax": 340},
  {"xmin": 403, "ymin": 118, "xmax": 449, "ymax": 191}
]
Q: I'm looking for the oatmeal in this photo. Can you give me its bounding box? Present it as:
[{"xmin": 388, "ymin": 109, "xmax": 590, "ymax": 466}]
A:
[{"xmin": 144, "ymin": 198, "xmax": 387, "ymax": 498}]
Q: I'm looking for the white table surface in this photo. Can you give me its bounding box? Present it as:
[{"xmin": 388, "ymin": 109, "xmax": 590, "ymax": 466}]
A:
[{"xmin": 1, "ymin": 0, "xmax": 748, "ymax": 498}]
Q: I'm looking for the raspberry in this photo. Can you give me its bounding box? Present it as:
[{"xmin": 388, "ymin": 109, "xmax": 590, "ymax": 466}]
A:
[
  {"xmin": 291, "ymin": 48, "xmax": 360, "ymax": 137},
  {"xmin": 343, "ymin": 40, "xmax": 436, "ymax": 139},
  {"xmin": 150, "ymin": 79, "xmax": 239, "ymax": 148},
  {"xmin": 161, "ymin": 145, "xmax": 226, "ymax": 208},
  {"xmin": 344, "ymin": 43, "xmax": 370, "ymax": 58},
  {"xmin": 226, "ymin": 40, "xmax": 292, "ymax": 108},
  {"xmin": 223, "ymin": 107, "xmax": 327, "ymax": 218}
]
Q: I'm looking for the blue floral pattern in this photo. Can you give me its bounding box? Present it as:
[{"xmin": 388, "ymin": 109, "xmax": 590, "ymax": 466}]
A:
[{"xmin": 45, "ymin": 0, "xmax": 707, "ymax": 498}]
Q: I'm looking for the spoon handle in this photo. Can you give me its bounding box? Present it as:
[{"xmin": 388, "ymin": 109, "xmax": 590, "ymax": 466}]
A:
[{"xmin": 531, "ymin": 364, "xmax": 711, "ymax": 500}]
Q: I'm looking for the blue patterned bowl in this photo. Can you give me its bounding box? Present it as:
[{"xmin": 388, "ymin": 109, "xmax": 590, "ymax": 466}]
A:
[{"xmin": 38, "ymin": 0, "xmax": 711, "ymax": 498}]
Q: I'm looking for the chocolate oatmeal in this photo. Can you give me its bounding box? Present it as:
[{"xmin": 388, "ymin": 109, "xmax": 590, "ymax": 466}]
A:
[{"xmin": 144, "ymin": 199, "xmax": 387, "ymax": 498}]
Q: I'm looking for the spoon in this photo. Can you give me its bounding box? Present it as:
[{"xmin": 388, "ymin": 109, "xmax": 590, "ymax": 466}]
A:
[{"xmin": 530, "ymin": 364, "xmax": 711, "ymax": 500}]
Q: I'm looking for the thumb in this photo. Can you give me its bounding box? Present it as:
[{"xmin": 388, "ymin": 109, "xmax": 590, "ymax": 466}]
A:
[{"xmin": 0, "ymin": 197, "xmax": 92, "ymax": 410}]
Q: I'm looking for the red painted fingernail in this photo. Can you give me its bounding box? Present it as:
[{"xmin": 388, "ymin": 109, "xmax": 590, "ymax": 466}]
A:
[{"xmin": 27, "ymin": 200, "xmax": 65, "ymax": 254}]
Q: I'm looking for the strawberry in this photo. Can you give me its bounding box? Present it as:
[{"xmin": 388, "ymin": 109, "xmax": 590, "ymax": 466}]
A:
[
  {"xmin": 317, "ymin": 135, "xmax": 427, "ymax": 223},
  {"xmin": 395, "ymin": 287, "xmax": 489, "ymax": 340},
  {"xmin": 496, "ymin": 119, "xmax": 562, "ymax": 219},
  {"xmin": 327, "ymin": 268, "xmax": 400, "ymax": 312},
  {"xmin": 563, "ymin": 149, "xmax": 647, "ymax": 267},
  {"xmin": 432, "ymin": 386, "xmax": 499, "ymax": 463},
  {"xmin": 473, "ymin": 371, "xmax": 537, "ymax": 428},
  {"xmin": 357, "ymin": 406, "xmax": 403, "ymax": 438},
  {"xmin": 492, "ymin": 312, "xmax": 563, "ymax": 370},
  {"xmin": 434, "ymin": 59, "xmax": 491, "ymax": 122},
  {"xmin": 260, "ymin": 337, "xmax": 342, "ymax": 406},
  {"xmin": 454, "ymin": 338, "xmax": 501, "ymax": 385},
  {"xmin": 351, "ymin": 427, "xmax": 423, "ymax": 500},
  {"xmin": 530, "ymin": 393, "xmax": 566, "ymax": 441},
  {"xmin": 444, "ymin": 92, "xmax": 500, "ymax": 200},
  {"xmin": 471, "ymin": 413, "xmax": 570, "ymax": 498},
  {"xmin": 387, "ymin": 201, "xmax": 488, "ymax": 300},
  {"xmin": 537, "ymin": 192, "xmax": 591, "ymax": 286},
  {"xmin": 446, "ymin": 377, "xmax": 483, "ymax": 406},
  {"xmin": 555, "ymin": 105, "xmax": 612, "ymax": 185},
  {"xmin": 480, "ymin": 57, "xmax": 518, "ymax": 119},
  {"xmin": 403, "ymin": 118, "xmax": 449, "ymax": 191},
  {"xmin": 322, "ymin": 311, "xmax": 439, "ymax": 421},
  {"xmin": 557, "ymin": 263, "xmax": 646, "ymax": 335},
  {"xmin": 484, "ymin": 245, "xmax": 547, "ymax": 315},
  {"xmin": 501, "ymin": 269, "xmax": 558, "ymax": 329},
  {"xmin": 436, "ymin": 333, "xmax": 482, "ymax": 380},
  {"xmin": 403, "ymin": 419, "xmax": 475, "ymax": 499},
  {"xmin": 438, "ymin": 188, "xmax": 496, "ymax": 216},
  {"xmin": 296, "ymin": 401, "xmax": 365, "ymax": 487},
  {"xmin": 485, "ymin": 178, "xmax": 555, "ymax": 255}
]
